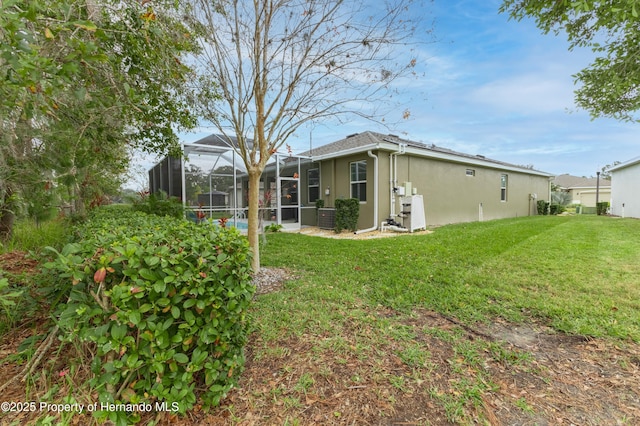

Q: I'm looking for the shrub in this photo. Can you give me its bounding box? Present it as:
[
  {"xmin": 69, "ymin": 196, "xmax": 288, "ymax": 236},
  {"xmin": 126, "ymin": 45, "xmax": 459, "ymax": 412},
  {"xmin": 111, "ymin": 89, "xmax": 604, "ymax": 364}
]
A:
[
  {"xmin": 132, "ymin": 190, "xmax": 184, "ymax": 219},
  {"xmin": 550, "ymin": 204, "xmax": 566, "ymax": 215},
  {"xmin": 44, "ymin": 208, "xmax": 254, "ymax": 423},
  {"xmin": 537, "ymin": 200, "xmax": 549, "ymax": 215},
  {"xmin": 335, "ymin": 198, "xmax": 360, "ymax": 233},
  {"xmin": 264, "ymin": 223, "xmax": 283, "ymax": 232},
  {"xmin": 597, "ymin": 201, "xmax": 610, "ymax": 215}
]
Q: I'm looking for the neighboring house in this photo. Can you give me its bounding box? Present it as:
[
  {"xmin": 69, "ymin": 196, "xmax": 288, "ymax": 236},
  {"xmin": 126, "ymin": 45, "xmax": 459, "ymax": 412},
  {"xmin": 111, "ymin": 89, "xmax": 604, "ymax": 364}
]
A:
[
  {"xmin": 149, "ymin": 131, "xmax": 553, "ymax": 231},
  {"xmin": 552, "ymin": 174, "xmax": 611, "ymax": 207},
  {"xmin": 609, "ymin": 156, "xmax": 640, "ymax": 219},
  {"xmin": 299, "ymin": 131, "xmax": 553, "ymax": 230}
]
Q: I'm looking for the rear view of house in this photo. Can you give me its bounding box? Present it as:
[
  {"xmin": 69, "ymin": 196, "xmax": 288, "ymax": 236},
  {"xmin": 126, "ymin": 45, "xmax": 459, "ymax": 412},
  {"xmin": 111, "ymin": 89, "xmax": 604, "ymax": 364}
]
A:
[
  {"xmin": 303, "ymin": 132, "xmax": 553, "ymax": 230},
  {"xmin": 148, "ymin": 131, "xmax": 553, "ymax": 232}
]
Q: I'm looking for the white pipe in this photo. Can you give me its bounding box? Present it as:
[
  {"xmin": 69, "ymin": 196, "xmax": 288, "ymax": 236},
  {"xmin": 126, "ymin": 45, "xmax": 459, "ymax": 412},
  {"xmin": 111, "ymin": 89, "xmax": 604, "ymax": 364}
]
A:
[
  {"xmin": 389, "ymin": 144, "xmax": 406, "ymax": 222},
  {"xmin": 356, "ymin": 150, "xmax": 379, "ymax": 234},
  {"xmin": 387, "ymin": 225, "xmax": 409, "ymax": 233}
]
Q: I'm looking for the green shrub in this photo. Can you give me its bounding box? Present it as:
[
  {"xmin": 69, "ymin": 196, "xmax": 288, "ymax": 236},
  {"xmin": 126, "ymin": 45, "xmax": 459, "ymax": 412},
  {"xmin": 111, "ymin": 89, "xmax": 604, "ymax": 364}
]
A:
[
  {"xmin": 44, "ymin": 208, "xmax": 254, "ymax": 422},
  {"xmin": 132, "ymin": 191, "xmax": 184, "ymax": 219},
  {"xmin": 596, "ymin": 201, "xmax": 610, "ymax": 215},
  {"xmin": 536, "ymin": 200, "xmax": 549, "ymax": 215},
  {"xmin": 549, "ymin": 204, "xmax": 565, "ymax": 215},
  {"xmin": 335, "ymin": 198, "xmax": 360, "ymax": 233},
  {"xmin": 264, "ymin": 223, "xmax": 283, "ymax": 232}
]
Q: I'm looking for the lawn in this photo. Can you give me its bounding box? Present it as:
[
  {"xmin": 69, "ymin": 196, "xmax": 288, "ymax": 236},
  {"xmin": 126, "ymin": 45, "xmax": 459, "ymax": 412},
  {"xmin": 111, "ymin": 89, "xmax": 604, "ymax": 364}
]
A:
[
  {"xmin": 2, "ymin": 214, "xmax": 640, "ymax": 425},
  {"xmin": 260, "ymin": 215, "xmax": 640, "ymax": 341}
]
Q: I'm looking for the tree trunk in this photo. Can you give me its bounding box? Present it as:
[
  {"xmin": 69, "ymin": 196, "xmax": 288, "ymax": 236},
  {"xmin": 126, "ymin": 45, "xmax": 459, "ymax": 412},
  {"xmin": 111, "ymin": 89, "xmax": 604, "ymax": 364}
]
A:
[
  {"xmin": 247, "ymin": 170, "xmax": 261, "ymax": 271},
  {"xmin": 0, "ymin": 187, "xmax": 16, "ymax": 244}
]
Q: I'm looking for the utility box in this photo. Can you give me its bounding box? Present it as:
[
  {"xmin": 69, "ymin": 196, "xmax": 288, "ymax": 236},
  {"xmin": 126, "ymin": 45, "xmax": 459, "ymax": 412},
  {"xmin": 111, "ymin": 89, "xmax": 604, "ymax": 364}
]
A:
[
  {"xmin": 400, "ymin": 195, "xmax": 426, "ymax": 232},
  {"xmin": 318, "ymin": 208, "xmax": 336, "ymax": 230}
]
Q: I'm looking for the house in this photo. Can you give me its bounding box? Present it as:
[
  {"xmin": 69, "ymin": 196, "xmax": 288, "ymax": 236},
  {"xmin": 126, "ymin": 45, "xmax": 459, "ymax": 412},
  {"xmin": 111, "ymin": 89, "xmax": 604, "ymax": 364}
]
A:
[
  {"xmin": 298, "ymin": 131, "xmax": 553, "ymax": 230},
  {"xmin": 609, "ymin": 156, "xmax": 640, "ymax": 219},
  {"xmin": 149, "ymin": 131, "xmax": 553, "ymax": 231},
  {"xmin": 552, "ymin": 174, "xmax": 611, "ymax": 207}
]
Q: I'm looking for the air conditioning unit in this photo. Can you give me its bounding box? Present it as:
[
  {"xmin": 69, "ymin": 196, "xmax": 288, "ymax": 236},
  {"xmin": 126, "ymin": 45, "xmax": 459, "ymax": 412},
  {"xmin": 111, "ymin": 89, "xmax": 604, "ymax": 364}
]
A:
[{"xmin": 317, "ymin": 208, "xmax": 336, "ymax": 230}]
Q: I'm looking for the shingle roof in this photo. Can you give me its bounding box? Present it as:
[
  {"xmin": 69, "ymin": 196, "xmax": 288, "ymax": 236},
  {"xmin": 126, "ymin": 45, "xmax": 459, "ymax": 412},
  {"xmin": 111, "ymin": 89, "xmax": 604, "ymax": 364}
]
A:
[
  {"xmin": 301, "ymin": 131, "xmax": 550, "ymax": 175},
  {"xmin": 553, "ymin": 174, "xmax": 611, "ymax": 189}
]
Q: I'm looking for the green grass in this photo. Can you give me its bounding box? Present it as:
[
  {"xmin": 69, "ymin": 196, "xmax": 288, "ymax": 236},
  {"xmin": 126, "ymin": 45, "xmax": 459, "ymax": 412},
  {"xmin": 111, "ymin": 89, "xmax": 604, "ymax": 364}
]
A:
[
  {"xmin": 260, "ymin": 215, "xmax": 640, "ymax": 341},
  {"xmin": 1, "ymin": 217, "xmax": 71, "ymax": 254}
]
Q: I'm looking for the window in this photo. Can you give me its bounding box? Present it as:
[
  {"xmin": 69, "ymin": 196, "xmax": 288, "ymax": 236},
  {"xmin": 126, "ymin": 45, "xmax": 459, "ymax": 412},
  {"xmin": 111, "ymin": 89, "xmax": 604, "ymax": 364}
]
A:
[
  {"xmin": 466, "ymin": 168, "xmax": 475, "ymax": 177},
  {"xmin": 350, "ymin": 160, "xmax": 367, "ymax": 202},
  {"xmin": 500, "ymin": 174, "xmax": 508, "ymax": 201},
  {"xmin": 308, "ymin": 168, "xmax": 319, "ymax": 202}
]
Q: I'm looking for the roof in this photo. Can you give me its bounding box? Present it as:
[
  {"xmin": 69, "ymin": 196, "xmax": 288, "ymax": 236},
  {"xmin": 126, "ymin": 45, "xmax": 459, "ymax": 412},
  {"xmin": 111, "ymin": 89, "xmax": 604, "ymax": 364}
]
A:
[
  {"xmin": 609, "ymin": 156, "xmax": 640, "ymax": 172},
  {"xmin": 183, "ymin": 134, "xmax": 255, "ymax": 156},
  {"xmin": 553, "ymin": 174, "xmax": 611, "ymax": 189},
  {"xmin": 301, "ymin": 131, "xmax": 553, "ymax": 177}
]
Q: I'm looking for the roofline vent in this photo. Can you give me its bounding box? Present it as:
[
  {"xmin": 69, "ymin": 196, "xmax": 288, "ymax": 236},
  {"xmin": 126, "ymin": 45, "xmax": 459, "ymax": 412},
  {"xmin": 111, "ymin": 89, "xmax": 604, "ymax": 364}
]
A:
[
  {"xmin": 346, "ymin": 133, "xmax": 359, "ymax": 138},
  {"xmin": 476, "ymin": 154, "xmax": 485, "ymax": 159}
]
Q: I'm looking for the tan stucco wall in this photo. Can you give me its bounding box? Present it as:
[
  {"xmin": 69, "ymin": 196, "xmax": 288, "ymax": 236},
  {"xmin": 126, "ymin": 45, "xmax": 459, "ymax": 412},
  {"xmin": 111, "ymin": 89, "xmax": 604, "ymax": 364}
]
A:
[
  {"xmin": 318, "ymin": 150, "xmax": 551, "ymax": 229},
  {"xmin": 568, "ymin": 188, "xmax": 611, "ymax": 207}
]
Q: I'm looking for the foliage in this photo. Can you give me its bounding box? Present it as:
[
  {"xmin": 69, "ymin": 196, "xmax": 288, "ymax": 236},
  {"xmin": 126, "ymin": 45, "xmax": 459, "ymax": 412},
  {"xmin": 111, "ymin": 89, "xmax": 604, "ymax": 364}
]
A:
[
  {"xmin": 315, "ymin": 199, "xmax": 325, "ymax": 209},
  {"xmin": 549, "ymin": 204, "xmax": 566, "ymax": 215},
  {"xmin": 0, "ymin": 277, "xmax": 23, "ymax": 327},
  {"xmin": 0, "ymin": 0, "xmax": 205, "ymax": 240},
  {"xmin": 551, "ymin": 191, "xmax": 572, "ymax": 206},
  {"xmin": 335, "ymin": 198, "xmax": 360, "ymax": 233},
  {"xmin": 537, "ymin": 200, "xmax": 549, "ymax": 215},
  {"xmin": 132, "ymin": 191, "xmax": 184, "ymax": 219},
  {"xmin": 43, "ymin": 208, "xmax": 254, "ymax": 421},
  {"xmin": 500, "ymin": 0, "xmax": 640, "ymax": 121},
  {"xmin": 264, "ymin": 223, "xmax": 283, "ymax": 233},
  {"xmin": 597, "ymin": 201, "xmax": 610, "ymax": 215},
  {"xmin": 189, "ymin": 0, "xmax": 428, "ymax": 270},
  {"xmin": 4, "ymin": 217, "xmax": 71, "ymax": 253}
]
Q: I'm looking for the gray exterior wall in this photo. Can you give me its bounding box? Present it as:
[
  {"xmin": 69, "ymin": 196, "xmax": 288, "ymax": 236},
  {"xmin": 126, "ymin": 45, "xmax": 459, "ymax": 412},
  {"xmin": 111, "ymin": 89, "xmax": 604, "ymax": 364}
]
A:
[{"xmin": 314, "ymin": 149, "xmax": 551, "ymax": 229}]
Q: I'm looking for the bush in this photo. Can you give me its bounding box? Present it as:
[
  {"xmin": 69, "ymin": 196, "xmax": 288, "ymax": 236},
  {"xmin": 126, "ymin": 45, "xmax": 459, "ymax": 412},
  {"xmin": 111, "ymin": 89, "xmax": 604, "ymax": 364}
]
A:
[
  {"xmin": 550, "ymin": 204, "xmax": 566, "ymax": 215},
  {"xmin": 132, "ymin": 191, "xmax": 184, "ymax": 219},
  {"xmin": 597, "ymin": 201, "xmax": 610, "ymax": 215},
  {"xmin": 44, "ymin": 208, "xmax": 254, "ymax": 423},
  {"xmin": 537, "ymin": 200, "xmax": 549, "ymax": 215},
  {"xmin": 335, "ymin": 198, "xmax": 360, "ymax": 233}
]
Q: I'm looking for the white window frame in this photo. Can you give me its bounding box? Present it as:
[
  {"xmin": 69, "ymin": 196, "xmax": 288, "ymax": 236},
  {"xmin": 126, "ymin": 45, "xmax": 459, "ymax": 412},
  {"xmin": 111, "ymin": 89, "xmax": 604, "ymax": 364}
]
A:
[
  {"xmin": 500, "ymin": 174, "xmax": 508, "ymax": 202},
  {"xmin": 350, "ymin": 160, "xmax": 367, "ymax": 202}
]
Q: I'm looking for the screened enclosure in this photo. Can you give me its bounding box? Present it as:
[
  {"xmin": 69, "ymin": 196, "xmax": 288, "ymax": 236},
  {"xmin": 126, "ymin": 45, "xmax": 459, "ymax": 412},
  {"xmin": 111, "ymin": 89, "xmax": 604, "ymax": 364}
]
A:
[{"xmin": 149, "ymin": 134, "xmax": 319, "ymax": 231}]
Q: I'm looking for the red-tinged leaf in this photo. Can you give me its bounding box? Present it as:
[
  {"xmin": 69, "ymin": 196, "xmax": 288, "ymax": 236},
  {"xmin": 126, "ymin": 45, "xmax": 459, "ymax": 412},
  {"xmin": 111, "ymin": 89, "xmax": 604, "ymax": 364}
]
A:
[
  {"xmin": 59, "ymin": 369, "xmax": 69, "ymax": 377},
  {"xmin": 94, "ymin": 267, "xmax": 107, "ymax": 283}
]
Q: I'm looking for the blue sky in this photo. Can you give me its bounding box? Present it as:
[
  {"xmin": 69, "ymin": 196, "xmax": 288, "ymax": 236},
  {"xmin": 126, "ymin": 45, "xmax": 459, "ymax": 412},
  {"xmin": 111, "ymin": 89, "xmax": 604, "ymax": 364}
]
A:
[{"xmin": 172, "ymin": 0, "xmax": 638, "ymax": 181}]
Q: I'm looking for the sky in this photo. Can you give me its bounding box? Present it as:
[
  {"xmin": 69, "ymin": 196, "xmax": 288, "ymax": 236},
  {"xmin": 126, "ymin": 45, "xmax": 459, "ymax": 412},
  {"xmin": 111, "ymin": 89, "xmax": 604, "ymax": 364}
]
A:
[{"xmin": 137, "ymin": 0, "xmax": 639, "ymax": 187}]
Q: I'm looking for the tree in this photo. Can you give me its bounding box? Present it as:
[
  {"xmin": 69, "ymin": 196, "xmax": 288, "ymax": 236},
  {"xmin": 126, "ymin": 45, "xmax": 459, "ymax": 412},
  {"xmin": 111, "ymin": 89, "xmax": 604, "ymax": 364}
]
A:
[
  {"xmin": 500, "ymin": 0, "xmax": 640, "ymax": 121},
  {"xmin": 0, "ymin": 0, "xmax": 202, "ymax": 242},
  {"xmin": 190, "ymin": 0, "xmax": 428, "ymax": 270}
]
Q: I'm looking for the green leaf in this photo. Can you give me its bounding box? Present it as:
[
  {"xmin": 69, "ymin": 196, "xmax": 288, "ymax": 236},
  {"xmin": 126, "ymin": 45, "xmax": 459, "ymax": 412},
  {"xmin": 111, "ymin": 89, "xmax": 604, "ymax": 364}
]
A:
[
  {"xmin": 173, "ymin": 353, "xmax": 189, "ymax": 364},
  {"xmin": 74, "ymin": 20, "xmax": 97, "ymax": 32},
  {"xmin": 145, "ymin": 256, "xmax": 160, "ymax": 267},
  {"xmin": 129, "ymin": 311, "xmax": 141, "ymax": 325},
  {"xmin": 171, "ymin": 305, "xmax": 180, "ymax": 319},
  {"xmin": 111, "ymin": 323, "xmax": 127, "ymax": 341}
]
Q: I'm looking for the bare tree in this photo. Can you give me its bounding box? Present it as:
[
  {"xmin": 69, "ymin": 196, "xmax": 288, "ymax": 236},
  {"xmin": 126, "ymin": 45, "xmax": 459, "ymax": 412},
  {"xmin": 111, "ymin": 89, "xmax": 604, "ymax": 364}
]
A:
[{"xmin": 190, "ymin": 0, "xmax": 430, "ymax": 271}]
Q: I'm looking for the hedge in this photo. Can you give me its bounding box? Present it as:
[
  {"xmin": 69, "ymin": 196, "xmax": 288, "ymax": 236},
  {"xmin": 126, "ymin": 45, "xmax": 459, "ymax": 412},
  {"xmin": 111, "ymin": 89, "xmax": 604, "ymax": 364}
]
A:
[{"xmin": 44, "ymin": 207, "xmax": 254, "ymax": 423}]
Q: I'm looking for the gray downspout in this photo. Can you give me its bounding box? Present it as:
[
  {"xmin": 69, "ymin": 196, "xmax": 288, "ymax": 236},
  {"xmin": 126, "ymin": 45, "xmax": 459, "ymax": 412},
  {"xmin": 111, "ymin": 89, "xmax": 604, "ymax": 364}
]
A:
[{"xmin": 356, "ymin": 150, "xmax": 379, "ymax": 234}]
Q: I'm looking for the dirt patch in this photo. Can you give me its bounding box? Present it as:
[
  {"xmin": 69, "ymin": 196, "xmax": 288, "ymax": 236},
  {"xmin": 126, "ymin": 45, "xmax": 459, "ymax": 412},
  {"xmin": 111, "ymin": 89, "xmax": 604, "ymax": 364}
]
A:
[
  {"xmin": 0, "ymin": 251, "xmax": 40, "ymax": 275},
  {"xmin": 294, "ymin": 226, "xmax": 433, "ymax": 239}
]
